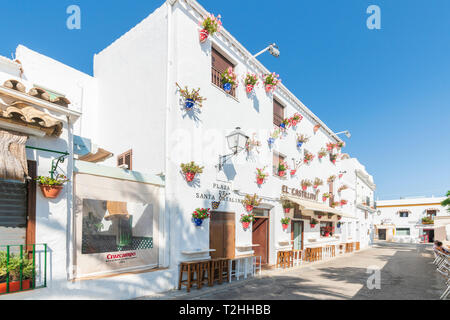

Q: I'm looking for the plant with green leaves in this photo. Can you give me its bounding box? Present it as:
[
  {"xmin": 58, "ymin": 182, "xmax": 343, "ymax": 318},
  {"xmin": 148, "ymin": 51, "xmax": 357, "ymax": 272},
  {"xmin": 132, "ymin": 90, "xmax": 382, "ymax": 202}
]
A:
[
  {"xmin": 176, "ymin": 83, "xmax": 207, "ymax": 108},
  {"xmin": 281, "ymin": 217, "xmax": 291, "ymax": 225},
  {"xmin": 422, "ymin": 217, "xmax": 434, "ymax": 225},
  {"xmin": 282, "ymin": 200, "xmax": 294, "ymax": 209},
  {"xmin": 180, "ymin": 162, "xmax": 204, "ymax": 174},
  {"xmin": 243, "ymin": 194, "xmax": 262, "ymax": 207},
  {"xmin": 0, "ymin": 252, "xmax": 34, "ymax": 283},
  {"xmin": 35, "ymin": 173, "xmax": 69, "ymax": 186},
  {"xmin": 441, "ymin": 191, "xmax": 450, "ymax": 213}
]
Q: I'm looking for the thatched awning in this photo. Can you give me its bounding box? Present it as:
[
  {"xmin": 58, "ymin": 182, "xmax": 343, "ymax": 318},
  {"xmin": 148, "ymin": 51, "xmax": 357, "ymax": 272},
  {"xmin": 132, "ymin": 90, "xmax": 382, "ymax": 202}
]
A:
[
  {"xmin": 0, "ymin": 129, "xmax": 28, "ymax": 182},
  {"xmin": 0, "ymin": 101, "xmax": 63, "ymax": 136}
]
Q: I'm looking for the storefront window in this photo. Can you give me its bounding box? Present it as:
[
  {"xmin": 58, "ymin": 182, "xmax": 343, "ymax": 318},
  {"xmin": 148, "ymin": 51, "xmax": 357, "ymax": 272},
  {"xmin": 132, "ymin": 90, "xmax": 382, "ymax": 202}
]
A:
[{"xmin": 320, "ymin": 221, "xmax": 334, "ymax": 237}]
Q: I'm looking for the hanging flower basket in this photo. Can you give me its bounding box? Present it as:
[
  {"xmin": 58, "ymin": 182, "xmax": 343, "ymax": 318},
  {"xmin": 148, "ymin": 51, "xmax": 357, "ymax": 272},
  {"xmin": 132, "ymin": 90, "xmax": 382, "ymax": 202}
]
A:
[
  {"xmin": 278, "ymin": 170, "xmax": 286, "ymax": 177},
  {"xmin": 240, "ymin": 212, "xmax": 255, "ymax": 230},
  {"xmin": 289, "ymin": 113, "xmax": 303, "ymax": 127},
  {"xmin": 243, "ymin": 73, "xmax": 258, "ymax": 94},
  {"xmin": 181, "ymin": 161, "xmax": 204, "ymax": 183},
  {"xmin": 246, "ymin": 84, "xmax": 254, "ymax": 93},
  {"xmin": 282, "ymin": 224, "xmax": 289, "ymax": 230},
  {"xmin": 176, "ymin": 83, "xmax": 207, "ymax": 110},
  {"xmin": 36, "ymin": 174, "xmax": 69, "ymax": 199},
  {"xmin": 192, "ymin": 208, "xmax": 210, "ymax": 227},
  {"xmin": 39, "ymin": 185, "xmax": 63, "ymax": 199},
  {"xmin": 262, "ymin": 72, "xmax": 281, "ymax": 93},
  {"xmin": 243, "ymin": 194, "xmax": 261, "ymax": 212},
  {"xmin": 281, "ymin": 217, "xmax": 290, "ymax": 230},
  {"xmin": 199, "ymin": 13, "xmax": 221, "ymax": 43},
  {"xmin": 256, "ymin": 166, "xmax": 268, "ymax": 185},
  {"xmin": 256, "ymin": 177, "xmax": 265, "ymax": 185},
  {"xmin": 199, "ymin": 29, "xmax": 209, "ymax": 43},
  {"xmin": 242, "ymin": 221, "xmax": 251, "ymax": 229},
  {"xmin": 310, "ymin": 223, "xmax": 317, "ymax": 228},
  {"xmin": 221, "ymin": 67, "xmax": 237, "ymax": 93},
  {"xmin": 290, "ymin": 169, "xmax": 297, "ymax": 176},
  {"xmin": 246, "ymin": 204, "xmax": 254, "ymax": 212},
  {"xmin": 310, "ymin": 218, "xmax": 318, "ymax": 229}
]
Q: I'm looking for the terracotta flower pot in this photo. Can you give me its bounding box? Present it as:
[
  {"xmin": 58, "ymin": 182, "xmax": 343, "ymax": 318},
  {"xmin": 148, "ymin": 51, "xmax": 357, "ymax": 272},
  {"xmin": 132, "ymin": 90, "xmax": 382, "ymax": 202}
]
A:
[
  {"xmin": 246, "ymin": 84, "xmax": 254, "ymax": 93},
  {"xmin": 339, "ymin": 174, "xmax": 343, "ymax": 178},
  {"xmin": 278, "ymin": 170, "xmax": 286, "ymax": 177},
  {"xmin": 199, "ymin": 29, "xmax": 209, "ymax": 43},
  {"xmin": 39, "ymin": 185, "xmax": 63, "ymax": 199},
  {"xmin": 265, "ymin": 84, "xmax": 273, "ymax": 92},
  {"xmin": 291, "ymin": 120, "xmax": 298, "ymax": 127},
  {"xmin": 318, "ymin": 215, "xmax": 322, "ymax": 219},
  {"xmin": 302, "ymin": 185, "xmax": 307, "ymax": 191},
  {"xmin": 256, "ymin": 177, "xmax": 265, "ymax": 185},
  {"xmin": 0, "ymin": 279, "xmax": 31, "ymax": 294},
  {"xmin": 284, "ymin": 208, "xmax": 291, "ymax": 214},
  {"xmin": 290, "ymin": 170, "xmax": 296, "ymax": 176},
  {"xmin": 310, "ymin": 224, "xmax": 316, "ymax": 228},
  {"xmin": 246, "ymin": 205, "xmax": 254, "ymax": 212},
  {"xmin": 282, "ymin": 224, "xmax": 289, "ymax": 230},
  {"xmin": 324, "ymin": 232, "xmax": 330, "ymax": 237},
  {"xmin": 313, "ymin": 185, "xmax": 318, "ymax": 189},
  {"xmin": 322, "ymin": 197, "xmax": 328, "ymax": 202},
  {"xmin": 332, "ymin": 160, "xmax": 336, "ymax": 164},
  {"xmin": 242, "ymin": 221, "xmax": 250, "ymax": 229},
  {"xmin": 185, "ymin": 172, "xmax": 196, "ymax": 182},
  {"xmin": 314, "ymin": 125, "xmax": 320, "ymax": 133}
]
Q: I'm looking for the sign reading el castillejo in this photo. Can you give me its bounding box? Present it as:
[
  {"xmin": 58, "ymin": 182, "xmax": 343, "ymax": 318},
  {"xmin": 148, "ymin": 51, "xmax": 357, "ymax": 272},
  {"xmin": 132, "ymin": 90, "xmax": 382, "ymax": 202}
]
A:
[{"xmin": 282, "ymin": 185, "xmax": 319, "ymax": 201}]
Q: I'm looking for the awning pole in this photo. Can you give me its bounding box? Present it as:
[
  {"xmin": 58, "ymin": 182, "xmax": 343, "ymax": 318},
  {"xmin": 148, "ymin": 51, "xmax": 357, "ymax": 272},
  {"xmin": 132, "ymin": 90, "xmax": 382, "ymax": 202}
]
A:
[{"xmin": 25, "ymin": 146, "xmax": 69, "ymax": 156}]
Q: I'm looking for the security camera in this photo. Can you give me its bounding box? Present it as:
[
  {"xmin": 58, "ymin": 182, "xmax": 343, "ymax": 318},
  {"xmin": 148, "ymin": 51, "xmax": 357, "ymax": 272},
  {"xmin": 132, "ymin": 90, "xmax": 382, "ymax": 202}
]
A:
[{"xmin": 268, "ymin": 44, "xmax": 280, "ymax": 58}]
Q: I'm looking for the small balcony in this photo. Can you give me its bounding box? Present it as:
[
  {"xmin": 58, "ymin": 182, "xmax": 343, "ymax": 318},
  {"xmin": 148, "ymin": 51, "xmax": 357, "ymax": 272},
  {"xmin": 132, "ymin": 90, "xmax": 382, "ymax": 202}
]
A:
[
  {"xmin": 421, "ymin": 217, "xmax": 434, "ymax": 225},
  {"xmin": 211, "ymin": 67, "xmax": 236, "ymax": 98},
  {"xmin": 0, "ymin": 243, "xmax": 47, "ymax": 295}
]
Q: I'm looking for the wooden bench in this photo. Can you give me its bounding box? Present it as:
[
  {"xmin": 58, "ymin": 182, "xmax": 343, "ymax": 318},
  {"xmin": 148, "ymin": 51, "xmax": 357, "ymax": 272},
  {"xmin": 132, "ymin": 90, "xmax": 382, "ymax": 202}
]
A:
[
  {"xmin": 178, "ymin": 261, "xmax": 201, "ymax": 292},
  {"xmin": 277, "ymin": 250, "xmax": 293, "ymax": 268}
]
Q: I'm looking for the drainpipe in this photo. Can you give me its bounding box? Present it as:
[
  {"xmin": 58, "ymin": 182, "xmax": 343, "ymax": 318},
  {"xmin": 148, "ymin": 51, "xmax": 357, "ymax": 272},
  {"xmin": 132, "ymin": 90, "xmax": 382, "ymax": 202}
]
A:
[{"xmin": 165, "ymin": 0, "xmax": 177, "ymax": 272}]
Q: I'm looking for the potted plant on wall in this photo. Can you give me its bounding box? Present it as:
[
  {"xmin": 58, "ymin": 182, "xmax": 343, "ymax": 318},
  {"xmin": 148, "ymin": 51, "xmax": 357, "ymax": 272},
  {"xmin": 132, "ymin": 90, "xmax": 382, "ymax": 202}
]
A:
[
  {"xmin": 279, "ymin": 118, "xmax": 290, "ymax": 131},
  {"xmin": 245, "ymin": 133, "xmax": 261, "ymax": 154},
  {"xmin": 256, "ymin": 167, "xmax": 268, "ymax": 185},
  {"xmin": 290, "ymin": 159, "xmax": 301, "ymax": 176},
  {"xmin": 281, "ymin": 217, "xmax": 291, "ymax": 231},
  {"xmin": 243, "ymin": 72, "xmax": 259, "ymax": 94},
  {"xmin": 289, "ymin": 113, "xmax": 303, "ymax": 128},
  {"xmin": 278, "ymin": 160, "xmax": 289, "ymax": 177},
  {"xmin": 338, "ymin": 185, "xmax": 348, "ymax": 193},
  {"xmin": 36, "ymin": 174, "xmax": 69, "ymax": 199},
  {"xmin": 0, "ymin": 252, "xmax": 34, "ymax": 294},
  {"xmin": 313, "ymin": 124, "xmax": 321, "ymax": 134},
  {"xmin": 296, "ymin": 134, "xmax": 309, "ymax": 148},
  {"xmin": 327, "ymin": 175, "xmax": 336, "ymax": 184},
  {"xmin": 336, "ymin": 141, "xmax": 345, "ymax": 151},
  {"xmin": 422, "ymin": 217, "xmax": 434, "ymax": 225},
  {"xmin": 268, "ymin": 128, "xmax": 280, "ymax": 147},
  {"xmin": 262, "ymin": 72, "xmax": 281, "ymax": 93},
  {"xmin": 180, "ymin": 161, "xmax": 204, "ymax": 182},
  {"xmin": 192, "ymin": 208, "xmax": 211, "ymax": 226},
  {"xmin": 322, "ymin": 192, "xmax": 331, "ymax": 202},
  {"xmin": 240, "ymin": 213, "xmax": 255, "ymax": 230},
  {"xmin": 330, "ymin": 201, "xmax": 340, "ymax": 208},
  {"xmin": 326, "ymin": 142, "xmax": 336, "ymax": 152},
  {"xmin": 303, "ymin": 151, "xmax": 315, "ymax": 165},
  {"xmin": 199, "ymin": 13, "xmax": 222, "ymax": 43},
  {"xmin": 301, "ymin": 179, "xmax": 312, "ymax": 191},
  {"xmin": 176, "ymin": 83, "xmax": 207, "ymax": 110},
  {"xmin": 318, "ymin": 148, "xmax": 328, "ymax": 160},
  {"xmin": 310, "ymin": 218, "xmax": 318, "ymax": 229},
  {"xmin": 313, "ymin": 178, "xmax": 323, "ymax": 189},
  {"xmin": 221, "ymin": 67, "xmax": 237, "ymax": 93},
  {"xmin": 330, "ymin": 153, "xmax": 338, "ymax": 165},
  {"xmin": 282, "ymin": 200, "xmax": 294, "ymax": 214},
  {"xmin": 243, "ymin": 194, "xmax": 261, "ymax": 213},
  {"xmin": 340, "ymin": 199, "xmax": 348, "ymax": 207}
]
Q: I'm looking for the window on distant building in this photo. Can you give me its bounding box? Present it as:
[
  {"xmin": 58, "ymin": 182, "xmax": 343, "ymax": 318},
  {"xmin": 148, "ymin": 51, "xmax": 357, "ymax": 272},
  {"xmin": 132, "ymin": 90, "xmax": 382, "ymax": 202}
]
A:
[
  {"xmin": 117, "ymin": 149, "xmax": 132, "ymax": 170},
  {"xmin": 426, "ymin": 210, "xmax": 437, "ymax": 220},
  {"xmin": 396, "ymin": 228, "xmax": 410, "ymax": 236},
  {"xmin": 273, "ymin": 152, "xmax": 285, "ymax": 176},
  {"xmin": 211, "ymin": 47, "xmax": 236, "ymax": 97},
  {"xmin": 399, "ymin": 211, "xmax": 409, "ymax": 218},
  {"xmin": 273, "ymin": 99, "xmax": 285, "ymax": 127}
]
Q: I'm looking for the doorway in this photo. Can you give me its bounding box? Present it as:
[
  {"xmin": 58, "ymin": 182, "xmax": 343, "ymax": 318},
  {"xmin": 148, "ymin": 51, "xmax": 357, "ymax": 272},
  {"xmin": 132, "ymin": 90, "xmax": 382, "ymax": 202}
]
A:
[
  {"xmin": 209, "ymin": 211, "xmax": 235, "ymax": 259},
  {"xmin": 291, "ymin": 221, "xmax": 303, "ymax": 250},
  {"xmin": 378, "ymin": 229, "xmax": 386, "ymax": 240},
  {"xmin": 423, "ymin": 229, "xmax": 434, "ymax": 243},
  {"xmin": 252, "ymin": 208, "xmax": 270, "ymax": 265}
]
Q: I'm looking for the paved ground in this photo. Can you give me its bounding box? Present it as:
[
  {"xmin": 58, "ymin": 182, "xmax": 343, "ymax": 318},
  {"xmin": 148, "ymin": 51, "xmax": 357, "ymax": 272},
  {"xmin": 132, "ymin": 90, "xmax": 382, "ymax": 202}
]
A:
[{"xmin": 137, "ymin": 242, "xmax": 447, "ymax": 300}]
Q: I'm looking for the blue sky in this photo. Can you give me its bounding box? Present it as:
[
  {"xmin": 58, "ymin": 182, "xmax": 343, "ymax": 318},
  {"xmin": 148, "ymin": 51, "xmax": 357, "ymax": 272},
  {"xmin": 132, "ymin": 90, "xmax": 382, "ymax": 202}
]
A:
[{"xmin": 1, "ymin": 0, "xmax": 449, "ymax": 200}]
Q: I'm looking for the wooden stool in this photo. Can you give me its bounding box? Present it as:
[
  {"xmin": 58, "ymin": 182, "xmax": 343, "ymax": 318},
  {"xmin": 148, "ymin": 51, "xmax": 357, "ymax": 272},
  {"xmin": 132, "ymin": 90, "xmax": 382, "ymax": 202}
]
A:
[
  {"xmin": 219, "ymin": 258, "xmax": 230, "ymax": 282},
  {"xmin": 178, "ymin": 261, "xmax": 200, "ymax": 292},
  {"xmin": 210, "ymin": 259, "xmax": 222, "ymax": 285},
  {"xmin": 198, "ymin": 260, "xmax": 211, "ymax": 289},
  {"xmin": 356, "ymin": 242, "xmax": 360, "ymax": 251}
]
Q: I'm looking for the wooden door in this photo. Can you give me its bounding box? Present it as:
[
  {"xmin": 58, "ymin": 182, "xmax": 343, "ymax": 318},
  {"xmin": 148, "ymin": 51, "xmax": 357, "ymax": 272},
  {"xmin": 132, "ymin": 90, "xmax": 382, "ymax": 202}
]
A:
[
  {"xmin": 252, "ymin": 218, "xmax": 269, "ymax": 264},
  {"xmin": 210, "ymin": 212, "xmax": 235, "ymax": 259},
  {"xmin": 291, "ymin": 221, "xmax": 303, "ymax": 250},
  {"xmin": 378, "ymin": 229, "xmax": 386, "ymax": 240}
]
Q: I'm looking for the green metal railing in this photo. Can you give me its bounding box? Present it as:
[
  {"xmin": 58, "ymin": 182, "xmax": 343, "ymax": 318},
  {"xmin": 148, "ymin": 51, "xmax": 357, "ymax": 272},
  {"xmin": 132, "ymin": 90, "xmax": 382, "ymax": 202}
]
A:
[{"xmin": 0, "ymin": 243, "xmax": 47, "ymax": 295}]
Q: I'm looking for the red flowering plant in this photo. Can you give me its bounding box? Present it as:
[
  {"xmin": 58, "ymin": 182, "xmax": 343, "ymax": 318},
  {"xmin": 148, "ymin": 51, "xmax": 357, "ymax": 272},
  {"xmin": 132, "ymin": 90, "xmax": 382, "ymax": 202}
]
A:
[
  {"xmin": 243, "ymin": 72, "xmax": 259, "ymax": 93},
  {"xmin": 199, "ymin": 13, "xmax": 222, "ymax": 42},
  {"xmin": 301, "ymin": 179, "xmax": 312, "ymax": 191},
  {"xmin": 340, "ymin": 199, "xmax": 348, "ymax": 206},
  {"xmin": 240, "ymin": 213, "xmax": 255, "ymax": 229},
  {"xmin": 303, "ymin": 151, "xmax": 315, "ymax": 164},
  {"xmin": 192, "ymin": 208, "xmax": 211, "ymax": 220},
  {"xmin": 289, "ymin": 113, "xmax": 303, "ymax": 127},
  {"xmin": 322, "ymin": 192, "xmax": 331, "ymax": 202},
  {"xmin": 221, "ymin": 67, "xmax": 238, "ymax": 92},
  {"xmin": 310, "ymin": 218, "xmax": 319, "ymax": 228},
  {"xmin": 262, "ymin": 72, "xmax": 281, "ymax": 93},
  {"xmin": 336, "ymin": 141, "xmax": 345, "ymax": 151}
]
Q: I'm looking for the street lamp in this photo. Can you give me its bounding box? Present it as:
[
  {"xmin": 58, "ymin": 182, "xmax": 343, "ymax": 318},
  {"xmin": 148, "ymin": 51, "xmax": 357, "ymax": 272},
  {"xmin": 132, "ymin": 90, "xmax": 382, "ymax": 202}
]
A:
[
  {"xmin": 253, "ymin": 43, "xmax": 280, "ymax": 58},
  {"xmin": 217, "ymin": 127, "xmax": 249, "ymax": 171},
  {"xmin": 335, "ymin": 130, "xmax": 351, "ymax": 138}
]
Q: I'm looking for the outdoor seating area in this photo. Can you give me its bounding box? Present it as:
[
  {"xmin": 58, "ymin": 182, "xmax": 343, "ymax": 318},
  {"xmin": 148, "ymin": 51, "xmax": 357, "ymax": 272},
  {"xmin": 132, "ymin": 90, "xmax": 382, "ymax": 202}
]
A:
[
  {"xmin": 178, "ymin": 255, "xmax": 262, "ymax": 292},
  {"xmin": 432, "ymin": 248, "xmax": 450, "ymax": 300},
  {"xmin": 276, "ymin": 242, "xmax": 360, "ymax": 269}
]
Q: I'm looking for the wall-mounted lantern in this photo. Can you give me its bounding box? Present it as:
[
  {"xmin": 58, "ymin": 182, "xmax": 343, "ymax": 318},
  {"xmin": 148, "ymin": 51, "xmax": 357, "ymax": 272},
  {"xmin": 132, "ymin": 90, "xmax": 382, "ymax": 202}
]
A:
[{"xmin": 217, "ymin": 127, "xmax": 249, "ymax": 171}]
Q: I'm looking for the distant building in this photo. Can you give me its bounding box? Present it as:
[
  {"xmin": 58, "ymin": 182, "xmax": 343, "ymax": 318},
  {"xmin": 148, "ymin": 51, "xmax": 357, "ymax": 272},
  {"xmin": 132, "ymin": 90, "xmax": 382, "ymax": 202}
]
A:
[{"xmin": 375, "ymin": 196, "xmax": 449, "ymax": 243}]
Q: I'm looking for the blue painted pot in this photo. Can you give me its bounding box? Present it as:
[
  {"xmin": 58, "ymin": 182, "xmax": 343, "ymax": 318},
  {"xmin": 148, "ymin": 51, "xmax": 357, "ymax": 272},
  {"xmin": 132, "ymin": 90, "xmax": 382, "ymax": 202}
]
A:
[
  {"xmin": 268, "ymin": 137, "xmax": 275, "ymax": 145},
  {"xmin": 297, "ymin": 142, "xmax": 303, "ymax": 148},
  {"xmin": 185, "ymin": 98, "xmax": 195, "ymax": 109},
  {"xmin": 279, "ymin": 123, "xmax": 286, "ymax": 129},
  {"xmin": 223, "ymin": 82, "xmax": 232, "ymax": 92},
  {"xmin": 194, "ymin": 218, "xmax": 203, "ymax": 226}
]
